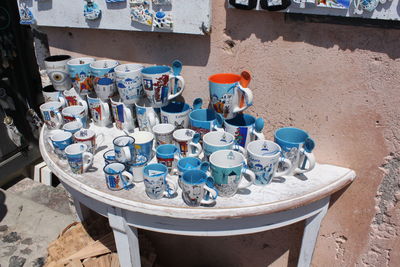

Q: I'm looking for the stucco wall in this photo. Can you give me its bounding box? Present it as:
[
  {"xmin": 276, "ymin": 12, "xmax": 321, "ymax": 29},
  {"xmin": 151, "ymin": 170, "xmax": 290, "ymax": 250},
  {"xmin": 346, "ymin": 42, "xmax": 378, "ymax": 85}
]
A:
[{"xmin": 38, "ymin": 1, "xmax": 400, "ymax": 266}]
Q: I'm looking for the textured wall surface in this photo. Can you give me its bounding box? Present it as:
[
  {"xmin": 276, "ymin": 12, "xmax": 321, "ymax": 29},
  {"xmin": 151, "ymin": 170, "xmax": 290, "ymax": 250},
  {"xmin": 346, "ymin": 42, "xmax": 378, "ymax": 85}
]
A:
[{"xmin": 39, "ymin": 1, "xmax": 400, "ymax": 266}]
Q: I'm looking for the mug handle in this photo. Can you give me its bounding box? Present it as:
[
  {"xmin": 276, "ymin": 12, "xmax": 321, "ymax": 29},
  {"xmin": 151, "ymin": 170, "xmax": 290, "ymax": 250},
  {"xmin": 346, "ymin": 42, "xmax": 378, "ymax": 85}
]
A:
[
  {"xmin": 233, "ymin": 144, "xmax": 246, "ymax": 157},
  {"xmin": 252, "ymin": 129, "xmax": 265, "ymax": 141},
  {"xmin": 147, "ymin": 111, "xmax": 159, "ymax": 129},
  {"xmin": 102, "ymin": 101, "xmax": 110, "ymax": 121},
  {"xmin": 78, "ymin": 99, "xmax": 89, "ymax": 116},
  {"xmin": 164, "ymin": 175, "xmax": 178, "ymax": 197},
  {"xmin": 232, "ymin": 85, "xmax": 253, "ymax": 113},
  {"xmin": 121, "ymin": 147, "xmax": 132, "ymax": 162},
  {"xmin": 199, "ymin": 161, "xmax": 210, "ymax": 172},
  {"xmin": 82, "ymin": 152, "xmax": 94, "ymax": 172},
  {"xmin": 188, "ymin": 142, "xmax": 202, "ymax": 157},
  {"xmin": 274, "ymin": 157, "xmax": 293, "ymax": 177},
  {"xmin": 58, "ymin": 96, "xmax": 67, "ymax": 107},
  {"xmin": 47, "ymin": 138, "xmax": 55, "ymax": 150},
  {"xmin": 168, "ymin": 75, "xmax": 185, "ymax": 100},
  {"xmin": 201, "ymin": 184, "xmax": 218, "ymax": 205},
  {"xmin": 121, "ymin": 171, "xmax": 134, "ymax": 189},
  {"xmin": 123, "ymin": 106, "xmax": 134, "ymax": 130},
  {"xmin": 238, "ymin": 167, "xmax": 255, "ymax": 189},
  {"xmin": 54, "ymin": 111, "xmax": 63, "ymax": 128},
  {"xmin": 294, "ymin": 151, "xmax": 316, "ymax": 174}
]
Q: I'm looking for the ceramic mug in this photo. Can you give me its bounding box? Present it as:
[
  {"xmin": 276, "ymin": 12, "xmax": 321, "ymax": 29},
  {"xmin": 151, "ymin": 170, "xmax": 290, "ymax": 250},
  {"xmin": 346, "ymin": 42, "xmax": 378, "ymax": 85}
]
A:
[
  {"xmin": 209, "ymin": 150, "xmax": 255, "ymax": 197},
  {"xmin": 203, "ymin": 131, "xmax": 246, "ymax": 160},
  {"xmin": 181, "ymin": 170, "xmax": 218, "ymax": 207},
  {"xmin": 135, "ymin": 98, "xmax": 160, "ymax": 132},
  {"xmin": 177, "ymin": 157, "xmax": 210, "ymax": 180},
  {"xmin": 62, "ymin": 120, "xmax": 83, "ymax": 134},
  {"xmin": 126, "ymin": 155, "xmax": 148, "ymax": 183},
  {"xmin": 115, "ymin": 63, "xmax": 144, "ymax": 104},
  {"xmin": 131, "ymin": 131, "xmax": 155, "ymax": 163},
  {"xmin": 224, "ymin": 113, "xmax": 264, "ymax": 148},
  {"xmin": 44, "ymin": 55, "xmax": 72, "ymax": 91},
  {"xmin": 103, "ymin": 162, "xmax": 134, "ymax": 191},
  {"xmin": 209, "ymin": 73, "xmax": 253, "ymax": 119},
  {"xmin": 152, "ymin": 123, "xmax": 175, "ymax": 147},
  {"xmin": 42, "ymin": 85, "xmax": 67, "ymax": 106},
  {"xmin": 47, "ymin": 130, "xmax": 73, "ymax": 160},
  {"xmin": 103, "ymin": 149, "xmax": 117, "ymax": 165},
  {"xmin": 160, "ymin": 102, "xmax": 191, "ymax": 130},
  {"xmin": 141, "ymin": 65, "xmax": 185, "ymax": 108},
  {"xmin": 247, "ymin": 140, "xmax": 292, "ymax": 185},
  {"xmin": 63, "ymin": 88, "xmax": 89, "ymax": 115},
  {"xmin": 274, "ymin": 127, "xmax": 316, "ymax": 176},
  {"xmin": 62, "ymin": 105, "xmax": 88, "ymax": 128},
  {"xmin": 173, "ymin": 129, "xmax": 202, "ymax": 158},
  {"xmin": 65, "ymin": 143, "xmax": 94, "ymax": 174},
  {"xmin": 113, "ymin": 136, "xmax": 136, "ymax": 163},
  {"xmin": 110, "ymin": 98, "xmax": 136, "ymax": 132},
  {"xmin": 67, "ymin": 57, "xmax": 95, "ymax": 95},
  {"xmin": 74, "ymin": 129, "xmax": 105, "ymax": 154},
  {"xmin": 90, "ymin": 60, "xmax": 119, "ymax": 100},
  {"xmin": 87, "ymin": 94, "xmax": 112, "ymax": 127},
  {"xmin": 143, "ymin": 163, "xmax": 178, "ymax": 199},
  {"xmin": 189, "ymin": 108, "xmax": 224, "ymax": 138},
  {"xmin": 40, "ymin": 101, "xmax": 64, "ymax": 130},
  {"xmin": 156, "ymin": 144, "xmax": 181, "ymax": 172}
]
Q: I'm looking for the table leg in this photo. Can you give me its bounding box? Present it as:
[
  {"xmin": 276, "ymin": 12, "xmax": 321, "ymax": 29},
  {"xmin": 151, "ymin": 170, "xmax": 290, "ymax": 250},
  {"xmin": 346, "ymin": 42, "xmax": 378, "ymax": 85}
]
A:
[
  {"xmin": 72, "ymin": 196, "xmax": 91, "ymax": 222},
  {"xmin": 108, "ymin": 207, "xmax": 141, "ymax": 267},
  {"xmin": 297, "ymin": 196, "xmax": 330, "ymax": 267}
]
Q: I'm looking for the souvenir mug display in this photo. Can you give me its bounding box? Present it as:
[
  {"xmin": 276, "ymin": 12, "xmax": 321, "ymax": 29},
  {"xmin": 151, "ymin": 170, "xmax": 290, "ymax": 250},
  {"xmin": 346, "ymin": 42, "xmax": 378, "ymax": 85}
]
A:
[
  {"xmin": 44, "ymin": 55, "xmax": 72, "ymax": 91},
  {"xmin": 135, "ymin": 98, "xmax": 159, "ymax": 132},
  {"xmin": 110, "ymin": 98, "xmax": 136, "ymax": 132},
  {"xmin": 173, "ymin": 129, "xmax": 202, "ymax": 158},
  {"xmin": 103, "ymin": 163, "xmax": 134, "ymax": 191},
  {"xmin": 181, "ymin": 170, "xmax": 218, "ymax": 207},
  {"xmin": 90, "ymin": 60, "xmax": 119, "ymax": 100},
  {"xmin": 40, "ymin": 101, "xmax": 64, "ymax": 130},
  {"xmin": 209, "ymin": 73, "xmax": 253, "ymax": 119},
  {"xmin": 67, "ymin": 57, "xmax": 95, "ymax": 95},
  {"xmin": 62, "ymin": 105, "xmax": 88, "ymax": 128},
  {"xmin": 42, "ymin": 85, "xmax": 67, "ymax": 106},
  {"xmin": 152, "ymin": 123, "xmax": 175, "ymax": 147},
  {"xmin": 143, "ymin": 163, "xmax": 177, "ymax": 199},
  {"xmin": 115, "ymin": 63, "xmax": 144, "ymax": 104},
  {"xmin": 160, "ymin": 102, "xmax": 191, "ymax": 130},
  {"xmin": 65, "ymin": 143, "xmax": 94, "ymax": 174},
  {"xmin": 224, "ymin": 113, "xmax": 265, "ymax": 148},
  {"xmin": 274, "ymin": 127, "xmax": 316, "ymax": 176},
  {"xmin": 87, "ymin": 94, "xmax": 112, "ymax": 127}
]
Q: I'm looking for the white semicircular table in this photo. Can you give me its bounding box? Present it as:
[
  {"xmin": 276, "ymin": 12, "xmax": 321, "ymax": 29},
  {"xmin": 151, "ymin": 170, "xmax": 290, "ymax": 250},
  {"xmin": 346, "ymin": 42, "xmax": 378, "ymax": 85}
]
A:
[{"xmin": 39, "ymin": 124, "xmax": 356, "ymax": 267}]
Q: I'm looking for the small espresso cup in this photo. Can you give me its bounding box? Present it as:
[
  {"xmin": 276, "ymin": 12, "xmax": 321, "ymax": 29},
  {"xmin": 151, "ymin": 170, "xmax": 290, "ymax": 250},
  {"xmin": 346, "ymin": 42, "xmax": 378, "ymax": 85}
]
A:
[
  {"xmin": 141, "ymin": 65, "xmax": 185, "ymax": 108},
  {"xmin": 62, "ymin": 120, "xmax": 83, "ymax": 134},
  {"xmin": 189, "ymin": 108, "xmax": 224, "ymax": 138},
  {"xmin": 90, "ymin": 59, "xmax": 119, "ymax": 100},
  {"xmin": 65, "ymin": 143, "xmax": 94, "ymax": 174},
  {"xmin": 143, "ymin": 163, "xmax": 177, "ymax": 199},
  {"xmin": 74, "ymin": 129, "xmax": 105, "ymax": 154},
  {"xmin": 115, "ymin": 63, "xmax": 144, "ymax": 104},
  {"xmin": 160, "ymin": 101, "xmax": 191, "ymax": 130},
  {"xmin": 203, "ymin": 131, "xmax": 246, "ymax": 160},
  {"xmin": 173, "ymin": 129, "xmax": 202, "ymax": 157},
  {"xmin": 274, "ymin": 127, "xmax": 316, "ymax": 176},
  {"xmin": 156, "ymin": 144, "xmax": 181, "ymax": 172},
  {"xmin": 247, "ymin": 140, "xmax": 292, "ymax": 185},
  {"xmin": 209, "ymin": 73, "xmax": 253, "ymax": 119},
  {"xmin": 103, "ymin": 162, "xmax": 134, "ymax": 191},
  {"xmin": 152, "ymin": 123, "xmax": 175, "ymax": 147},
  {"xmin": 87, "ymin": 94, "xmax": 112, "ymax": 127},
  {"xmin": 47, "ymin": 130, "xmax": 73, "ymax": 160},
  {"xmin": 62, "ymin": 105, "xmax": 88, "ymax": 128},
  {"xmin": 181, "ymin": 170, "xmax": 218, "ymax": 207},
  {"xmin": 131, "ymin": 131, "xmax": 155, "ymax": 163},
  {"xmin": 224, "ymin": 113, "xmax": 264, "ymax": 148},
  {"xmin": 42, "ymin": 85, "xmax": 67, "ymax": 106},
  {"xmin": 40, "ymin": 101, "xmax": 64, "ymax": 130},
  {"xmin": 209, "ymin": 150, "xmax": 255, "ymax": 197},
  {"xmin": 67, "ymin": 57, "xmax": 95, "ymax": 95},
  {"xmin": 103, "ymin": 149, "xmax": 117, "ymax": 165},
  {"xmin": 110, "ymin": 97, "xmax": 136, "ymax": 133},
  {"xmin": 113, "ymin": 136, "xmax": 136, "ymax": 163},
  {"xmin": 44, "ymin": 55, "xmax": 72, "ymax": 91},
  {"xmin": 135, "ymin": 98, "xmax": 160, "ymax": 133}
]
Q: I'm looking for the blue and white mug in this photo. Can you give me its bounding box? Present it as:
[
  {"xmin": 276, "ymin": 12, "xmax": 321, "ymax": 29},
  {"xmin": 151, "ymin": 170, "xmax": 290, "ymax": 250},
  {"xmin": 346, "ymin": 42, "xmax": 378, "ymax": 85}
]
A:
[
  {"xmin": 40, "ymin": 101, "xmax": 64, "ymax": 130},
  {"xmin": 110, "ymin": 98, "xmax": 135, "ymax": 132},
  {"xmin": 152, "ymin": 123, "xmax": 175, "ymax": 147},
  {"xmin": 160, "ymin": 102, "xmax": 191, "ymax": 130},
  {"xmin": 189, "ymin": 108, "xmax": 224, "ymax": 138},
  {"xmin": 203, "ymin": 131, "xmax": 246, "ymax": 160},
  {"xmin": 67, "ymin": 57, "xmax": 95, "ymax": 95},
  {"xmin": 103, "ymin": 149, "xmax": 117, "ymax": 165},
  {"xmin": 181, "ymin": 170, "xmax": 218, "ymax": 207},
  {"xmin": 90, "ymin": 60, "xmax": 119, "ymax": 100},
  {"xmin": 126, "ymin": 155, "xmax": 148, "ymax": 183},
  {"xmin": 173, "ymin": 129, "xmax": 202, "ymax": 158},
  {"xmin": 115, "ymin": 63, "xmax": 144, "ymax": 104},
  {"xmin": 48, "ymin": 130, "xmax": 73, "ymax": 160},
  {"xmin": 209, "ymin": 150, "xmax": 255, "ymax": 197},
  {"xmin": 103, "ymin": 162, "xmax": 134, "ymax": 191},
  {"xmin": 224, "ymin": 113, "xmax": 264, "ymax": 148},
  {"xmin": 141, "ymin": 65, "xmax": 185, "ymax": 108},
  {"xmin": 131, "ymin": 131, "xmax": 155, "ymax": 163},
  {"xmin": 63, "ymin": 88, "xmax": 89, "ymax": 115},
  {"xmin": 156, "ymin": 144, "xmax": 181, "ymax": 172},
  {"xmin": 247, "ymin": 140, "xmax": 292, "ymax": 185},
  {"xmin": 113, "ymin": 136, "xmax": 136, "ymax": 163},
  {"xmin": 177, "ymin": 157, "xmax": 210, "ymax": 179},
  {"xmin": 143, "ymin": 163, "xmax": 178, "ymax": 199},
  {"xmin": 274, "ymin": 127, "xmax": 316, "ymax": 176},
  {"xmin": 87, "ymin": 94, "xmax": 112, "ymax": 127},
  {"xmin": 65, "ymin": 143, "xmax": 94, "ymax": 174},
  {"xmin": 62, "ymin": 105, "xmax": 88, "ymax": 128},
  {"xmin": 135, "ymin": 98, "xmax": 160, "ymax": 132},
  {"xmin": 62, "ymin": 120, "xmax": 83, "ymax": 134}
]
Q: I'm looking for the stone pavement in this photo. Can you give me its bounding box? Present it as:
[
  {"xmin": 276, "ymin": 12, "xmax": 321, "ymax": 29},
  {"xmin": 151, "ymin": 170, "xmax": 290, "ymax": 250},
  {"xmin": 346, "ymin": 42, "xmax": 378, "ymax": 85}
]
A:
[{"xmin": 0, "ymin": 178, "xmax": 75, "ymax": 267}]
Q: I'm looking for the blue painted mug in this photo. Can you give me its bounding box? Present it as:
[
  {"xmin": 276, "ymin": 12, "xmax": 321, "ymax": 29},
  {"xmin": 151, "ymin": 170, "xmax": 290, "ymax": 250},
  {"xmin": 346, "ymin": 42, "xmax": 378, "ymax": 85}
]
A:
[
  {"xmin": 113, "ymin": 136, "xmax": 136, "ymax": 163},
  {"xmin": 103, "ymin": 162, "xmax": 134, "ymax": 191},
  {"xmin": 65, "ymin": 143, "xmax": 94, "ymax": 174},
  {"xmin": 143, "ymin": 163, "xmax": 178, "ymax": 199},
  {"xmin": 103, "ymin": 149, "xmax": 117, "ymax": 165},
  {"xmin": 160, "ymin": 101, "xmax": 191, "ymax": 130},
  {"xmin": 156, "ymin": 144, "xmax": 181, "ymax": 172},
  {"xmin": 189, "ymin": 108, "xmax": 224, "ymax": 138},
  {"xmin": 209, "ymin": 150, "xmax": 255, "ymax": 197},
  {"xmin": 48, "ymin": 130, "xmax": 73, "ymax": 160},
  {"xmin": 115, "ymin": 63, "xmax": 144, "ymax": 104},
  {"xmin": 67, "ymin": 57, "xmax": 95, "ymax": 95},
  {"xmin": 131, "ymin": 131, "xmax": 155, "ymax": 163},
  {"xmin": 203, "ymin": 131, "xmax": 246, "ymax": 160},
  {"xmin": 177, "ymin": 157, "xmax": 210, "ymax": 179},
  {"xmin": 274, "ymin": 127, "xmax": 316, "ymax": 176},
  {"xmin": 135, "ymin": 98, "xmax": 160, "ymax": 133},
  {"xmin": 181, "ymin": 170, "xmax": 218, "ymax": 207},
  {"xmin": 62, "ymin": 120, "xmax": 83, "ymax": 134},
  {"xmin": 90, "ymin": 60, "xmax": 119, "ymax": 100},
  {"xmin": 40, "ymin": 101, "xmax": 64, "ymax": 130},
  {"xmin": 224, "ymin": 113, "xmax": 264, "ymax": 148}
]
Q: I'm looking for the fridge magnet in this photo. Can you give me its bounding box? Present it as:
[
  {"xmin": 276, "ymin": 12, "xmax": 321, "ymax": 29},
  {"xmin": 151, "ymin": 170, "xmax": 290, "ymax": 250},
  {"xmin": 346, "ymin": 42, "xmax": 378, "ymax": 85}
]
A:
[
  {"xmin": 229, "ymin": 0, "xmax": 258, "ymax": 10},
  {"xmin": 153, "ymin": 10, "xmax": 173, "ymax": 29},
  {"xmin": 316, "ymin": 0, "xmax": 350, "ymax": 9},
  {"xmin": 130, "ymin": 1, "xmax": 153, "ymax": 26},
  {"xmin": 353, "ymin": 0, "xmax": 379, "ymax": 14},
  {"xmin": 19, "ymin": 2, "xmax": 35, "ymax": 25},
  {"xmin": 84, "ymin": 0, "xmax": 102, "ymax": 20},
  {"xmin": 260, "ymin": 0, "xmax": 291, "ymax": 10}
]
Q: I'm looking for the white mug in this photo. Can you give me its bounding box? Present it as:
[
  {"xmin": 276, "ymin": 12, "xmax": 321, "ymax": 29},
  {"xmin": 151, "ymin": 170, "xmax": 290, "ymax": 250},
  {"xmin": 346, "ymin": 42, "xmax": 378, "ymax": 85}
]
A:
[
  {"xmin": 42, "ymin": 85, "xmax": 67, "ymax": 106},
  {"xmin": 135, "ymin": 98, "xmax": 159, "ymax": 132},
  {"xmin": 63, "ymin": 88, "xmax": 89, "ymax": 115},
  {"xmin": 160, "ymin": 101, "xmax": 191, "ymax": 130},
  {"xmin": 115, "ymin": 63, "xmax": 144, "ymax": 104},
  {"xmin": 40, "ymin": 101, "xmax": 64, "ymax": 130},
  {"xmin": 173, "ymin": 129, "xmax": 202, "ymax": 158},
  {"xmin": 87, "ymin": 94, "xmax": 112, "ymax": 127},
  {"xmin": 90, "ymin": 60, "xmax": 119, "ymax": 100},
  {"xmin": 44, "ymin": 55, "xmax": 72, "ymax": 91},
  {"xmin": 110, "ymin": 98, "xmax": 136, "ymax": 132},
  {"xmin": 65, "ymin": 143, "xmax": 94, "ymax": 174},
  {"xmin": 74, "ymin": 129, "xmax": 105, "ymax": 154},
  {"xmin": 152, "ymin": 123, "xmax": 175, "ymax": 147}
]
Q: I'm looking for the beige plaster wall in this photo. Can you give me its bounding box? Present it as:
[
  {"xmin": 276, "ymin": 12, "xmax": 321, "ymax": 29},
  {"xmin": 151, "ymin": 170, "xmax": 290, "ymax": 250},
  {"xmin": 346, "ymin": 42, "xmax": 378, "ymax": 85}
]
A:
[{"xmin": 40, "ymin": 1, "xmax": 400, "ymax": 266}]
